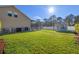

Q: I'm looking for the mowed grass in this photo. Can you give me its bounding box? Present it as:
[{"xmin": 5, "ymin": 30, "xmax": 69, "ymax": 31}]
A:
[{"xmin": 0, "ymin": 30, "xmax": 79, "ymax": 54}]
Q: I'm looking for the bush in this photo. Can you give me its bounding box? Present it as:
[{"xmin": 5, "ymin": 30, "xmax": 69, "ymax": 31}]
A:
[{"xmin": 75, "ymin": 24, "xmax": 79, "ymax": 33}]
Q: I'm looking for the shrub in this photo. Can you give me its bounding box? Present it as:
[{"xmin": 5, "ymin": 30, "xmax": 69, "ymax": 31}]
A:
[{"xmin": 75, "ymin": 24, "xmax": 79, "ymax": 33}]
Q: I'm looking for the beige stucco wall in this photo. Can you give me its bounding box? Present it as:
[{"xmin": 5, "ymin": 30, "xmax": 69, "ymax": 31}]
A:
[{"xmin": 0, "ymin": 6, "xmax": 31, "ymax": 31}]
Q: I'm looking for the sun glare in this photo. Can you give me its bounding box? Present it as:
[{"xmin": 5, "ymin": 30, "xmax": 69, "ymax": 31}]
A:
[{"xmin": 48, "ymin": 7, "xmax": 54, "ymax": 14}]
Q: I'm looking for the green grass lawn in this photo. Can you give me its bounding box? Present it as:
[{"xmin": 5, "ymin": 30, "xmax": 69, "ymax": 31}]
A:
[{"xmin": 0, "ymin": 30, "xmax": 78, "ymax": 54}]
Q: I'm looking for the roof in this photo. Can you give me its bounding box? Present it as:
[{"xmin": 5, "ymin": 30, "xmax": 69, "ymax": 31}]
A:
[
  {"xmin": 0, "ymin": 5, "xmax": 13, "ymax": 8},
  {"xmin": 0, "ymin": 5, "xmax": 31, "ymax": 21}
]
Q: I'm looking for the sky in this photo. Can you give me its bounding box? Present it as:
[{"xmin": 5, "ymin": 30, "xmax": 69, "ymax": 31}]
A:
[{"xmin": 16, "ymin": 5, "xmax": 79, "ymax": 21}]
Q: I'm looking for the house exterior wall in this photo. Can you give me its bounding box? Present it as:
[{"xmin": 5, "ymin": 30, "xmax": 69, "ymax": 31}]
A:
[
  {"xmin": 0, "ymin": 6, "xmax": 31, "ymax": 33},
  {"xmin": 67, "ymin": 26, "xmax": 75, "ymax": 32}
]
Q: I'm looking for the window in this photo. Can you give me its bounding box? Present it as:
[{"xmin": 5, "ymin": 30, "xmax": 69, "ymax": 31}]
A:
[
  {"xmin": 14, "ymin": 14, "xmax": 18, "ymax": 17},
  {"xmin": 25, "ymin": 27, "xmax": 29, "ymax": 31},
  {"xmin": 14, "ymin": 12, "xmax": 18, "ymax": 18},
  {"xmin": 16, "ymin": 28, "xmax": 22, "ymax": 32},
  {"xmin": 8, "ymin": 11, "xmax": 12, "ymax": 17},
  {"xmin": 7, "ymin": 11, "xmax": 18, "ymax": 18}
]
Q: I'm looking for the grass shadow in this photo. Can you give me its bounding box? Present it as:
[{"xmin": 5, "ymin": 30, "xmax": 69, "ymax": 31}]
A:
[
  {"xmin": 0, "ymin": 31, "xmax": 31, "ymax": 36},
  {"xmin": 0, "ymin": 29, "xmax": 42, "ymax": 36}
]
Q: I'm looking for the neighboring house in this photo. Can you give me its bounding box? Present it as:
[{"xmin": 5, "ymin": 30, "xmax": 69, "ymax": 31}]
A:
[
  {"xmin": 56, "ymin": 19, "xmax": 67, "ymax": 31},
  {"xmin": 67, "ymin": 26, "xmax": 75, "ymax": 32},
  {"xmin": 0, "ymin": 6, "xmax": 31, "ymax": 34},
  {"xmin": 43, "ymin": 19, "xmax": 67, "ymax": 31}
]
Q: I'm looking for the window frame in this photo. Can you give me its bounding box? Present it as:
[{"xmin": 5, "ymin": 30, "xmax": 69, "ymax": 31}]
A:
[
  {"xmin": 7, "ymin": 11, "xmax": 12, "ymax": 17},
  {"xmin": 14, "ymin": 12, "xmax": 18, "ymax": 18}
]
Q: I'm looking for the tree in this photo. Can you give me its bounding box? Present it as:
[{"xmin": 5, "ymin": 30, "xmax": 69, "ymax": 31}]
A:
[
  {"xmin": 43, "ymin": 18, "xmax": 48, "ymax": 26},
  {"xmin": 57, "ymin": 17, "xmax": 63, "ymax": 27},
  {"xmin": 65, "ymin": 14, "xmax": 75, "ymax": 26},
  {"xmin": 57, "ymin": 17, "xmax": 63, "ymax": 22},
  {"xmin": 49, "ymin": 15, "xmax": 57, "ymax": 30},
  {"xmin": 31, "ymin": 19, "xmax": 42, "ymax": 30},
  {"xmin": 75, "ymin": 15, "xmax": 79, "ymax": 24},
  {"xmin": 36, "ymin": 19, "xmax": 44, "ymax": 29}
]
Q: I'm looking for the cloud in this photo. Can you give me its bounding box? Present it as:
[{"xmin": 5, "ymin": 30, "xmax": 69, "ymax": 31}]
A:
[
  {"xmin": 33, "ymin": 16, "xmax": 42, "ymax": 20},
  {"xmin": 33, "ymin": 16, "xmax": 44, "ymax": 21}
]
